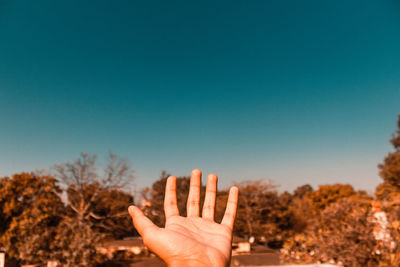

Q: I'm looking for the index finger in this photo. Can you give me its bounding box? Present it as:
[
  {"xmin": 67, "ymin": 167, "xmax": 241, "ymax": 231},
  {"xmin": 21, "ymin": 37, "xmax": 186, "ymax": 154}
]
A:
[
  {"xmin": 221, "ymin": 186, "xmax": 239, "ymax": 229},
  {"xmin": 164, "ymin": 176, "xmax": 179, "ymax": 220}
]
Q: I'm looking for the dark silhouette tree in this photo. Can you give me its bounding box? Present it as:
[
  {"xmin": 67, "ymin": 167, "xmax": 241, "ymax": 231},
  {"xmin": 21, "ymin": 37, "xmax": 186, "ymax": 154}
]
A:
[{"xmin": 92, "ymin": 188, "xmax": 135, "ymax": 239}]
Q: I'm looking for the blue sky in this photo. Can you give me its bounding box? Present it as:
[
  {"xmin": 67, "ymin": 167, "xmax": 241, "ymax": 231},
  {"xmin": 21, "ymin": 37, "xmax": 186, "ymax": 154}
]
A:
[{"xmin": 0, "ymin": 0, "xmax": 399, "ymax": 193}]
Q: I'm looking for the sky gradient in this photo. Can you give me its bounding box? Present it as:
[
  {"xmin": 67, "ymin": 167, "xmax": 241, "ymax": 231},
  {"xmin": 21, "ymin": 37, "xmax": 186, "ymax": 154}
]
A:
[{"xmin": 1, "ymin": 0, "xmax": 400, "ymax": 193}]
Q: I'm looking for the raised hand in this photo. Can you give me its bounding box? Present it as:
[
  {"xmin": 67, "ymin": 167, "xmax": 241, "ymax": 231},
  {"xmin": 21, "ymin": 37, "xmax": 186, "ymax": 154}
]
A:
[{"xmin": 128, "ymin": 169, "xmax": 239, "ymax": 267}]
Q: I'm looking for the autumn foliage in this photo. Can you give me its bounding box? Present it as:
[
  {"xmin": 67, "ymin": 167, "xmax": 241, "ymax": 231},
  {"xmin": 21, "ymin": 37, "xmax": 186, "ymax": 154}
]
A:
[
  {"xmin": 0, "ymin": 173, "xmax": 63, "ymax": 265},
  {"xmin": 0, "ymin": 153, "xmax": 135, "ymax": 266},
  {"xmin": 1, "ymin": 114, "xmax": 400, "ymax": 266}
]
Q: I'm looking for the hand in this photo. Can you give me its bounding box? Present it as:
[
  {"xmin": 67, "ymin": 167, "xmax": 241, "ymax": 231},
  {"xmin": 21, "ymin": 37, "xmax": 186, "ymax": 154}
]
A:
[{"xmin": 128, "ymin": 169, "xmax": 239, "ymax": 267}]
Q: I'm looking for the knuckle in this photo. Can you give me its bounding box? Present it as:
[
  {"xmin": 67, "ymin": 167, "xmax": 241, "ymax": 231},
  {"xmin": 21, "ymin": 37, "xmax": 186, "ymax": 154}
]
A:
[
  {"xmin": 204, "ymin": 204, "xmax": 214, "ymax": 210},
  {"xmin": 190, "ymin": 200, "xmax": 199, "ymax": 206}
]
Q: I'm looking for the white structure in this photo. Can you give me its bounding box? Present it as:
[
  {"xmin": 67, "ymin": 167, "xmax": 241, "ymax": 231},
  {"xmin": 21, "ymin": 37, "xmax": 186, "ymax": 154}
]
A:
[
  {"xmin": 0, "ymin": 251, "xmax": 4, "ymax": 267},
  {"xmin": 371, "ymin": 201, "xmax": 394, "ymax": 250}
]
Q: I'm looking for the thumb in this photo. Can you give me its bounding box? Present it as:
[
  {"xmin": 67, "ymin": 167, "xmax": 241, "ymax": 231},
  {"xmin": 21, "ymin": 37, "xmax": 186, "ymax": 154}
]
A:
[{"xmin": 128, "ymin": 205, "xmax": 159, "ymax": 238}]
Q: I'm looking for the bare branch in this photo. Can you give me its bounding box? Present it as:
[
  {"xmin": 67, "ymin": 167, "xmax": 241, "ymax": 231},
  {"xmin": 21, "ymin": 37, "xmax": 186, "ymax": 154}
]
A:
[{"xmin": 87, "ymin": 211, "xmax": 104, "ymax": 220}]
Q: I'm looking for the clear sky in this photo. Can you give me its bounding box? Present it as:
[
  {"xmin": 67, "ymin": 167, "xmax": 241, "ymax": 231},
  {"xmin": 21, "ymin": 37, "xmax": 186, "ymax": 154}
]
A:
[{"xmin": 0, "ymin": 0, "xmax": 399, "ymax": 193}]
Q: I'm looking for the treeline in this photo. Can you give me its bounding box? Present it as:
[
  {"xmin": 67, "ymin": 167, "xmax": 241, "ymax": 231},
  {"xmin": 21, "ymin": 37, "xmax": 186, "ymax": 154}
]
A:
[
  {"xmin": 1, "ymin": 115, "xmax": 400, "ymax": 266},
  {"xmin": 279, "ymin": 114, "xmax": 400, "ymax": 266},
  {"xmin": 141, "ymin": 114, "xmax": 400, "ymax": 266},
  {"xmin": 0, "ymin": 153, "xmax": 136, "ymax": 266}
]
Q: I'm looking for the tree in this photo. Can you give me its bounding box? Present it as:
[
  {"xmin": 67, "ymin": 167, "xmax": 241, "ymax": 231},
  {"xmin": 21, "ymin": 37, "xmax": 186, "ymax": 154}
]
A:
[
  {"xmin": 289, "ymin": 184, "xmax": 315, "ymax": 233},
  {"xmin": 293, "ymin": 184, "xmax": 313, "ymax": 199},
  {"xmin": 283, "ymin": 197, "xmax": 385, "ymax": 266},
  {"xmin": 379, "ymin": 152, "xmax": 400, "ymax": 192},
  {"xmin": 92, "ymin": 188, "xmax": 135, "ymax": 239},
  {"xmin": 375, "ymin": 182, "xmax": 400, "ymax": 203},
  {"xmin": 315, "ymin": 198, "xmax": 380, "ymax": 266},
  {"xmin": 375, "ymin": 114, "xmax": 400, "ymax": 265},
  {"xmin": 306, "ymin": 184, "xmax": 357, "ymax": 213},
  {"xmin": 234, "ymin": 180, "xmax": 278, "ymax": 239},
  {"xmin": 257, "ymin": 191, "xmax": 296, "ymax": 248},
  {"xmin": 390, "ymin": 113, "xmax": 400, "ymax": 150},
  {"xmin": 52, "ymin": 152, "xmax": 134, "ymax": 266},
  {"xmin": 233, "ymin": 180, "xmax": 309, "ymax": 248},
  {"xmin": 377, "ymin": 114, "xmax": 400, "ymax": 203},
  {"xmin": 0, "ymin": 173, "xmax": 63, "ymax": 265}
]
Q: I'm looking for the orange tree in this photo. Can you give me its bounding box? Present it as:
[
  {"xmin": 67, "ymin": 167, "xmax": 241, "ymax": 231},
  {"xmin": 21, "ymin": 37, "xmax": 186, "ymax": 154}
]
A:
[
  {"xmin": 306, "ymin": 184, "xmax": 357, "ymax": 212},
  {"xmin": 283, "ymin": 114, "xmax": 400, "ymax": 266},
  {"xmin": 282, "ymin": 197, "xmax": 383, "ymax": 266},
  {"xmin": 282, "ymin": 184, "xmax": 373, "ymax": 265},
  {"xmin": 375, "ymin": 114, "xmax": 400, "ymax": 265},
  {"xmin": 376, "ymin": 114, "xmax": 400, "ymax": 203},
  {"xmin": 0, "ymin": 173, "xmax": 64, "ymax": 265}
]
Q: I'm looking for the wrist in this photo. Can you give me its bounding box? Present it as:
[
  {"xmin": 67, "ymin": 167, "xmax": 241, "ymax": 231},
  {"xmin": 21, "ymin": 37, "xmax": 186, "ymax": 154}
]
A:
[
  {"xmin": 167, "ymin": 258, "xmax": 228, "ymax": 267},
  {"xmin": 168, "ymin": 260, "xmax": 206, "ymax": 267}
]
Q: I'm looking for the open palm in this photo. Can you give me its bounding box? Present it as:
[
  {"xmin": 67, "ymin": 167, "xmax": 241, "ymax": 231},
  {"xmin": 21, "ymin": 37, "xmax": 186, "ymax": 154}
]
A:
[{"xmin": 128, "ymin": 169, "xmax": 239, "ymax": 267}]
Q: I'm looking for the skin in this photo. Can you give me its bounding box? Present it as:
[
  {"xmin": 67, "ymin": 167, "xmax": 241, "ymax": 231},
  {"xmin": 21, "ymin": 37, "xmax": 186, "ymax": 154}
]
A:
[{"xmin": 128, "ymin": 169, "xmax": 239, "ymax": 267}]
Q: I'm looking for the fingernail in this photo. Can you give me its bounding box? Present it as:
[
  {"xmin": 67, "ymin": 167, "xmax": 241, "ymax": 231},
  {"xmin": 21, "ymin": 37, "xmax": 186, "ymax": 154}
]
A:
[
  {"xmin": 192, "ymin": 169, "xmax": 201, "ymax": 175},
  {"xmin": 128, "ymin": 206, "xmax": 136, "ymax": 214}
]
